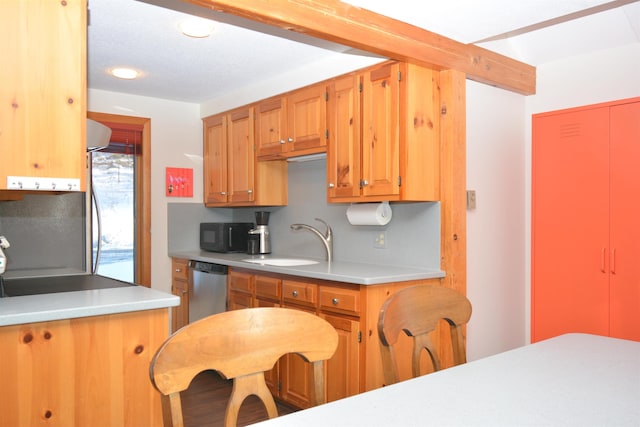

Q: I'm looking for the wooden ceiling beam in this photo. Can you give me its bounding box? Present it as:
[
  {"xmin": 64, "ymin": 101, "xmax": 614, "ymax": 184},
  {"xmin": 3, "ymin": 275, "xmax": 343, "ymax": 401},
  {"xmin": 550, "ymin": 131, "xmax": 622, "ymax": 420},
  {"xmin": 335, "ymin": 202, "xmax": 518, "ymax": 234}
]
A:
[{"xmin": 185, "ymin": 0, "xmax": 536, "ymax": 95}]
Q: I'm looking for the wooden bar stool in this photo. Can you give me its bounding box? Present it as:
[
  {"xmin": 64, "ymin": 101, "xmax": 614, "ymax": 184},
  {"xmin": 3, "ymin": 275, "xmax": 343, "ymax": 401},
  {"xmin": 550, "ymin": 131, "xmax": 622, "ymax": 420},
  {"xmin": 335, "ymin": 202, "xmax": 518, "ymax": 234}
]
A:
[
  {"xmin": 378, "ymin": 284, "xmax": 472, "ymax": 385},
  {"xmin": 150, "ymin": 307, "xmax": 338, "ymax": 427}
]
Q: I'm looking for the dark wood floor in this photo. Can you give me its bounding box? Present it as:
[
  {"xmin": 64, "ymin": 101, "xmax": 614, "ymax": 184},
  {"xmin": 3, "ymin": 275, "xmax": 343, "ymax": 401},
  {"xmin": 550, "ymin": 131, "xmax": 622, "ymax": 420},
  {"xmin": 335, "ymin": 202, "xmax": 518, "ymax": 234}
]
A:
[{"xmin": 180, "ymin": 370, "xmax": 298, "ymax": 427}]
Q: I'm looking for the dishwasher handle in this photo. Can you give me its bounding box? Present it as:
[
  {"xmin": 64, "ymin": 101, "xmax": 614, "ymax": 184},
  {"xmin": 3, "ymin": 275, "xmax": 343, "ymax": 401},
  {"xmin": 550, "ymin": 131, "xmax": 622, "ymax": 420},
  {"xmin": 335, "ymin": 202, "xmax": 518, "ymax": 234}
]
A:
[{"xmin": 189, "ymin": 261, "xmax": 228, "ymax": 275}]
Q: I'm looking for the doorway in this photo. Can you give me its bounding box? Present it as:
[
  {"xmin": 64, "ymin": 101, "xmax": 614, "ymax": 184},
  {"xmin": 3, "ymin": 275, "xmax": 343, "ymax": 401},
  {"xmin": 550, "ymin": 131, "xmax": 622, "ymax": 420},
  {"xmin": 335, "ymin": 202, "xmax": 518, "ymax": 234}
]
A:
[{"xmin": 87, "ymin": 112, "xmax": 151, "ymax": 286}]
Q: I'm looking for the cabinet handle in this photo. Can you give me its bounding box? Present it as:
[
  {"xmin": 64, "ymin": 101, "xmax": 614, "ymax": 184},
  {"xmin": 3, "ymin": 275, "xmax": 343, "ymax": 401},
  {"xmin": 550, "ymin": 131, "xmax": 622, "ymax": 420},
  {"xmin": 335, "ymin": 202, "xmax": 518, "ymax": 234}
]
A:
[
  {"xmin": 601, "ymin": 248, "xmax": 606, "ymax": 273},
  {"xmin": 611, "ymin": 248, "xmax": 616, "ymax": 274},
  {"xmin": 279, "ymin": 139, "xmax": 286, "ymax": 144},
  {"xmin": 175, "ymin": 268, "xmax": 182, "ymax": 273},
  {"xmin": 247, "ymin": 189, "xmax": 253, "ymax": 194},
  {"xmin": 220, "ymin": 191, "xmax": 226, "ymax": 195},
  {"xmin": 288, "ymin": 137, "xmax": 294, "ymax": 143},
  {"xmin": 328, "ymin": 183, "xmax": 335, "ymax": 188},
  {"xmin": 332, "ymin": 297, "xmax": 339, "ymax": 305},
  {"xmin": 292, "ymin": 290, "xmax": 298, "ymax": 298}
]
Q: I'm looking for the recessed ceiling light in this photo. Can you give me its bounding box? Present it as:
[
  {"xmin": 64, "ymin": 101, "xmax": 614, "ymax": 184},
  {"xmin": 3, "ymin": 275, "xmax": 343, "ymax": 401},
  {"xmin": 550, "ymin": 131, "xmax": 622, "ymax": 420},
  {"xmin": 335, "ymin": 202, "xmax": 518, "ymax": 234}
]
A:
[
  {"xmin": 111, "ymin": 68, "xmax": 139, "ymax": 80},
  {"xmin": 179, "ymin": 19, "xmax": 214, "ymax": 38}
]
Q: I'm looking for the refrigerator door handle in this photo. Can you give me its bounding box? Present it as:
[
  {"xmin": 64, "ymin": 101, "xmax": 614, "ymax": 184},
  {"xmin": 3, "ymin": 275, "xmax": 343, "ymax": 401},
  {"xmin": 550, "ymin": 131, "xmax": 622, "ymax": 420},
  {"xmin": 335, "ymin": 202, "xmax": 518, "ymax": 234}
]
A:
[{"xmin": 92, "ymin": 185, "xmax": 103, "ymax": 275}]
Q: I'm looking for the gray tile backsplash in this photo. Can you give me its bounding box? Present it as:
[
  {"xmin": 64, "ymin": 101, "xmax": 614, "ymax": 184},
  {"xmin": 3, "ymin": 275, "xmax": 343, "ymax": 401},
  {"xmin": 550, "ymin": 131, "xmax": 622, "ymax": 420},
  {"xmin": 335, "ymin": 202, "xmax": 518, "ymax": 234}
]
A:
[{"xmin": 168, "ymin": 158, "xmax": 440, "ymax": 268}]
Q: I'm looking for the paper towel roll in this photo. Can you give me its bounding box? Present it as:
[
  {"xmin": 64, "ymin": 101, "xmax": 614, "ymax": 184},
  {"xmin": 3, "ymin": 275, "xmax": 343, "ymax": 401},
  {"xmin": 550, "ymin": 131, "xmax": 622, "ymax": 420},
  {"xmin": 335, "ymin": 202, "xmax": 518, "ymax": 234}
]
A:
[{"xmin": 346, "ymin": 202, "xmax": 392, "ymax": 226}]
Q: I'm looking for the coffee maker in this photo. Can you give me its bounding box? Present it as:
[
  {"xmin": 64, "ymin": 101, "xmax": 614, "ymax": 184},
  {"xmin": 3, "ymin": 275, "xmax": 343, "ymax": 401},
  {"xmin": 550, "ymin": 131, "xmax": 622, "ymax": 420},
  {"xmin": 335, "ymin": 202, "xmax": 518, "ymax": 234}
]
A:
[{"xmin": 248, "ymin": 211, "xmax": 271, "ymax": 254}]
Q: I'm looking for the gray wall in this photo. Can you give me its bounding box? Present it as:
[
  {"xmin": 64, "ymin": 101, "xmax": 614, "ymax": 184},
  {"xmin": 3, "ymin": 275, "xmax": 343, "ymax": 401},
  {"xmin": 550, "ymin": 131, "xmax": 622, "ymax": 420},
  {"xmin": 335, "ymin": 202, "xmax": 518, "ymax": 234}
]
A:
[{"xmin": 168, "ymin": 158, "xmax": 440, "ymax": 269}]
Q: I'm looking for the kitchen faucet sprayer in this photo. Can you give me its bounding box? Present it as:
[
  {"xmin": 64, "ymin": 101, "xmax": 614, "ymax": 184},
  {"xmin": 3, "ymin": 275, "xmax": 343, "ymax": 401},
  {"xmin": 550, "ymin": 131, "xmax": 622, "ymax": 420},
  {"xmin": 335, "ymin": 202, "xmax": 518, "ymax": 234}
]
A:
[{"xmin": 290, "ymin": 218, "xmax": 333, "ymax": 263}]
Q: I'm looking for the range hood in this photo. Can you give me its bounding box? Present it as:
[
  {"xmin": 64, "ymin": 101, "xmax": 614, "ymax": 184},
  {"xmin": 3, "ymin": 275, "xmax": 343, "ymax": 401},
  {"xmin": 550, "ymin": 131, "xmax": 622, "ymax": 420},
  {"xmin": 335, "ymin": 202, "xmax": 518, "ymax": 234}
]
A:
[{"xmin": 86, "ymin": 119, "xmax": 112, "ymax": 152}]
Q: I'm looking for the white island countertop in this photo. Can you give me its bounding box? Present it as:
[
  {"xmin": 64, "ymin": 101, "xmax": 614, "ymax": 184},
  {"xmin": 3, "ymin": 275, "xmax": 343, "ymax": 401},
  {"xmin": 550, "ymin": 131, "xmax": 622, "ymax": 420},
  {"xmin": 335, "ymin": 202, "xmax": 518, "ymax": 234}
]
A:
[
  {"xmin": 169, "ymin": 251, "xmax": 445, "ymax": 285},
  {"xmin": 253, "ymin": 333, "xmax": 640, "ymax": 426},
  {"xmin": 0, "ymin": 280, "xmax": 179, "ymax": 327}
]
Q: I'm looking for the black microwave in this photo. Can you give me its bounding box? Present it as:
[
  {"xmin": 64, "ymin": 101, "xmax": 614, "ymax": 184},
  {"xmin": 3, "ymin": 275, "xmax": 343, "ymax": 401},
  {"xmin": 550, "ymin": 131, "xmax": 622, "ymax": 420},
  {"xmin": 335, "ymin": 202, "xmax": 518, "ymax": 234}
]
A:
[{"xmin": 200, "ymin": 222, "xmax": 254, "ymax": 253}]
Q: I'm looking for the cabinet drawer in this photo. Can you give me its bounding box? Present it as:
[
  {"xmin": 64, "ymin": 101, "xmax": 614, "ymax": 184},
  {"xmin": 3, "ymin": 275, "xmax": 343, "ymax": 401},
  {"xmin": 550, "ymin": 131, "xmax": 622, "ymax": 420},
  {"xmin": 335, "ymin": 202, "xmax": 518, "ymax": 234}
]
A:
[
  {"xmin": 228, "ymin": 291, "xmax": 252, "ymax": 310},
  {"xmin": 229, "ymin": 271, "xmax": 254, "ymax": 294},
  {"xmin": 320, "ymin": 286, "xmax": 361, "ymax": 316},
  {"xmin": 282, "ymin": 280, "xmax": 318, "ymax": 308},
  {"xmin": 255, "ymin": 275, "xmax": 281, "ymax": 301},
  {"xmin": 172, "ymin": 258, "xmax": 189, "ymax": 281}
]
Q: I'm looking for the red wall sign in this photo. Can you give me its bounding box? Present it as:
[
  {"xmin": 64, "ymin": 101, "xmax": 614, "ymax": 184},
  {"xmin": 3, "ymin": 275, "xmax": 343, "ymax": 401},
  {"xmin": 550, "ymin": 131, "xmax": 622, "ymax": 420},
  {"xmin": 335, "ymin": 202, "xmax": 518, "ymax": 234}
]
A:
[{"xmin": 165, "ymin": 167, "xmax": 193, "ymax": 197}]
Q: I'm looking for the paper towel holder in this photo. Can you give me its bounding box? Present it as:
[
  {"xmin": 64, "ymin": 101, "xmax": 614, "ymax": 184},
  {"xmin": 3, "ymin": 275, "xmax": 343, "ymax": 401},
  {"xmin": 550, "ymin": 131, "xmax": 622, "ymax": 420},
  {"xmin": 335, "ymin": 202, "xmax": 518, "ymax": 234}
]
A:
[{"xmin": 346, "ymin": 201, "xmax": 392, "ymax": 226}]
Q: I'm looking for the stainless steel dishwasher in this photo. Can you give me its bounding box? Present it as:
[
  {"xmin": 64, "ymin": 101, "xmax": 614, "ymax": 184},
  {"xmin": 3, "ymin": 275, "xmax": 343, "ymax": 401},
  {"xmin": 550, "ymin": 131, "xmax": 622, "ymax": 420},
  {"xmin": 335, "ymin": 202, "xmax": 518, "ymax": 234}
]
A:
[{"xmin": 188, "ymin": 261, "xmax": 228, "ymax": 323}]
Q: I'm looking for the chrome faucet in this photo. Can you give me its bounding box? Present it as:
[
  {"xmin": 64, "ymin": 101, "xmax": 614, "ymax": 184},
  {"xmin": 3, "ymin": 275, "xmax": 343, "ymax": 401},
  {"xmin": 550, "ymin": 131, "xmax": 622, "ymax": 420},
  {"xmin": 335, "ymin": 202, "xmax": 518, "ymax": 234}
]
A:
[{"xmin": 290, "ymin": 218, "xmax": 333, "ymax": 263}]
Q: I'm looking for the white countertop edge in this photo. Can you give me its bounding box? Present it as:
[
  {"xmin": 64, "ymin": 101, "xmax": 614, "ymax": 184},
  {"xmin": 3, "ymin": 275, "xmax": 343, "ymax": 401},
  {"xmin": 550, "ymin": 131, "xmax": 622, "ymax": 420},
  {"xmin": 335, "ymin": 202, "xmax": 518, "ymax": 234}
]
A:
[
  {"xmin": 0, "ymin": 287, "xmax": 180, "ymax": 327},
  {"xmin": 170, "ymin": 251, "xmax": 445, "ymax": 285}
]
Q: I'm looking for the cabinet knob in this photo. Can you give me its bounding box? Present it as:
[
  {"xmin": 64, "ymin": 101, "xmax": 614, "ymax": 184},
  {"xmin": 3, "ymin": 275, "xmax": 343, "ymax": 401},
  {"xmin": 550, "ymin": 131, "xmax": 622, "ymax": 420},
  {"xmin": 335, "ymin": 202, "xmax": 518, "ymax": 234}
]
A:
[
  {"xmin": 175, "ymin": 268, "xmax": 181, "ymax": 273},
  {"xmin": 362, "ymin": 179, "xmax": 369, "ymax": 187},
  {"xmin": 328, "ymin": 182, "xmax": 335, "ymax": 189},
  {"xmin": 220, "ymin": 191, "xmax": 226, "ymax": 195},
  {"xmin": 292, "ymin": 290, "xmax": 298, "ymax": 298},
  {"xmin": 247, "ymin": 189, "xmax": 253, "ymax": 194},
  {"xmin": 279, "ymin": 139, "xmax": 286, "ymax": 144},
  {"xmin": 287, "ymin": 137, "xmax": 294, "ymax": 143},
  {"xmin": 332, "ymin": 298, "xmax": 339, "ymax": 305}
]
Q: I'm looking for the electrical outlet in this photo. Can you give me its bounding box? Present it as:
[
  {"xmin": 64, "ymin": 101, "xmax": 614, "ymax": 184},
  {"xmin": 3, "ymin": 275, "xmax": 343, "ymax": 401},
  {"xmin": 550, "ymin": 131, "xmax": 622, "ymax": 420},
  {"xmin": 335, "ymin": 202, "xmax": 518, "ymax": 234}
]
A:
[{"xmin": 374, "ymin": 232, "xmax": 386, "ymax": 249}]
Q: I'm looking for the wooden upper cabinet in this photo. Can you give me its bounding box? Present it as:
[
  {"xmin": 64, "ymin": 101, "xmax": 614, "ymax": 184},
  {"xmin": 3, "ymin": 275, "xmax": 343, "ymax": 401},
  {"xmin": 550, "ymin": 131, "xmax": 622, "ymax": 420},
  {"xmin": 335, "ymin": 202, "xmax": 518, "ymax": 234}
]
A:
[
  {"xmin": 327, "ymin": 74, "xmax": 362, "ymax": 199},
  {"xmin": 227, "ymin": 108, "xmax": 255, "ymax": 204},
  {"xmin": 361, "ymin": 62, "xmax": 401, "ymax": 198},
  {"xmin": 256, "ymin": 83, "xmax": 327, "ymax": 159},
  {"xmin": 203, "ymin": 114, "xmax": 228, "ymax": 205},
  {"xmin": 256, "ymin": 97, "xmax": 287, "ymax": 158},
  {"xmin": 327, "ymin": 61, "xmax": 440, "ymax": 203},
  {"xmin": 0, "ymin": 0, "xmax": 87, "ymax": 191},
  {"xmin": 203, "ymin": 107, "xmax": 287, "ymax": 207}
]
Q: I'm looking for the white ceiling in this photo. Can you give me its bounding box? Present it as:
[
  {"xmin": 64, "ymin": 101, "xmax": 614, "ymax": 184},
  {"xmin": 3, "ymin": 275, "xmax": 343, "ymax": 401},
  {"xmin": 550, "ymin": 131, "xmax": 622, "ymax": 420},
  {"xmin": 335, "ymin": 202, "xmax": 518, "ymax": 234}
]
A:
[{"xmin": 87, "ymin": 0, "xmax": 640, "ymax": 103}]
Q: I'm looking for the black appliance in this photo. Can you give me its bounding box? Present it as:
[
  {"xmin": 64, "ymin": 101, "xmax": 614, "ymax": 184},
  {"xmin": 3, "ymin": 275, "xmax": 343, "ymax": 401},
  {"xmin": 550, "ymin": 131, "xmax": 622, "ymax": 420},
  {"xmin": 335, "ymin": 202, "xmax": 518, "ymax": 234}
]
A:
[{"xmin": 200, "ymin": 222, "xmax": 253, "ymax": 253}]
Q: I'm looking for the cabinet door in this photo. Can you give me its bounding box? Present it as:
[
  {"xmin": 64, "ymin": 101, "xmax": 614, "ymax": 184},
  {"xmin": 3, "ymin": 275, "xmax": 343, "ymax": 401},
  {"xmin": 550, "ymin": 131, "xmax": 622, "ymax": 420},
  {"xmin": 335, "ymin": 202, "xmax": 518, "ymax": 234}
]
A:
[
  {"xmin": 327, "ymin": 74, "xmax": 362, "ymax": 200},
  {"xmin": 228, "ymin": 270, "xmax": 254, "ymax": 310},
  {"xmin": 532, "ymin": 107, "xmax": 610, "ymax": 342},
  {"xmin": 1, "ymin": 0, "xmax": 86, "ymax": 191},
  {"xmin": 321, "ymin": 313, "xmax": 360, "ymax": 402},
  {"xmin": 279, "ymin": 304, "xmax": 317, "ymax": 409},
  {"xmin": 609, "ymin": 101, "xmax": 640, "ymax": 341},
  {"xmin": 203, "ymin": 114, "xmax": 228, "ymax": 205},
  {"xmin": 361, "ymin": 62, "xmax": 400, "ymax": 198},
  {"xmin": 227, "ymin": 107, "xmax": 255, "ymax": 204},
  {"xmin": 287, "ymin": 83, "xmax": 327, "ymax": 156},
  {"xmin": 254, "ymin": 297, "xmax": 281, "ymax": 397},
  {"xmin": 256, "ymin": 97, "xmax": 287, "ymax": 158},
  {"xmin": 171, "ymin": 258, "xmax": 190, "ymax": 332}
]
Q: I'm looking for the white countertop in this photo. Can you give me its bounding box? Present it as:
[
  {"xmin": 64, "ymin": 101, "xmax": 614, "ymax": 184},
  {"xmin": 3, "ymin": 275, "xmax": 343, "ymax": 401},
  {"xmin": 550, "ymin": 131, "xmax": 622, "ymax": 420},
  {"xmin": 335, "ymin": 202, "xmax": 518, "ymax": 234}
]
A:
[
  {"xmin": 253, "ymin": 333, "xmax": 640, "ymax": 426},
  {"xmin": 169, "ymin": 251, "xmax": 444, "ymax": 285},
  {"xmin": 0, "ymin": 285, "xmax": 180, "ymax": 326}
]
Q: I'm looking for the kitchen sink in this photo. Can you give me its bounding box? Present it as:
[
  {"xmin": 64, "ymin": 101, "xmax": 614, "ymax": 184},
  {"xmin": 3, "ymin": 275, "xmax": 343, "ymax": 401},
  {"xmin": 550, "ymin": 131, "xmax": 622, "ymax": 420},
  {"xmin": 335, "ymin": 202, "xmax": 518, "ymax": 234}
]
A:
[{"xmin": 242, "ymin": 258, "xmax": 319, "ymax": 267}]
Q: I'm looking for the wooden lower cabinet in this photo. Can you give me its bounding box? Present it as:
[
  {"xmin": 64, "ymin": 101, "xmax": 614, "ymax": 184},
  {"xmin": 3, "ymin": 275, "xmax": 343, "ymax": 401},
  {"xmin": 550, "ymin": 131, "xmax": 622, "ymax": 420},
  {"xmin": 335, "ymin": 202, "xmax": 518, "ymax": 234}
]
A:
[
  {"xmin": 171, "ymin": 258, "xmax": 190, "ymax": 332},
  {"xmin": 321, "ymin": 313, "xmax": 361, "ymax": 401},
  {"xmin": 0, "ymin": 309, "xmax": 169, "ymax": 427},
  {"xmin": 254, "ymin": 274, "xmax": 282, "ymax": 396},
  {"xmin": 227, "ymin": 268, "xmax": 444, "ymax": 408}
]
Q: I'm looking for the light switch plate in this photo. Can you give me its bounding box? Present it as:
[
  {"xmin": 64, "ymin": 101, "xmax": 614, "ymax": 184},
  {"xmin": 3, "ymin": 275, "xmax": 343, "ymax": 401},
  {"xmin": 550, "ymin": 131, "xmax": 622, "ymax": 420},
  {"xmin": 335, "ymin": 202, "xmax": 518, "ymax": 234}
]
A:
[{"xmin": 466, "ymin": 190, "xmax": 477, "ymax": 210}]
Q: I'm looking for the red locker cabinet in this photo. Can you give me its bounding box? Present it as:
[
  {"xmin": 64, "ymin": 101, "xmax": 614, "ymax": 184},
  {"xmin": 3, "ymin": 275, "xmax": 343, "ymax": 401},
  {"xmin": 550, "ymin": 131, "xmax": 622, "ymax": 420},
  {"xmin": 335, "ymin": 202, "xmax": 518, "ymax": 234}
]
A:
[{"xmin": 532, "ymin": 98, "xmax": 640, "ymax": 343}]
